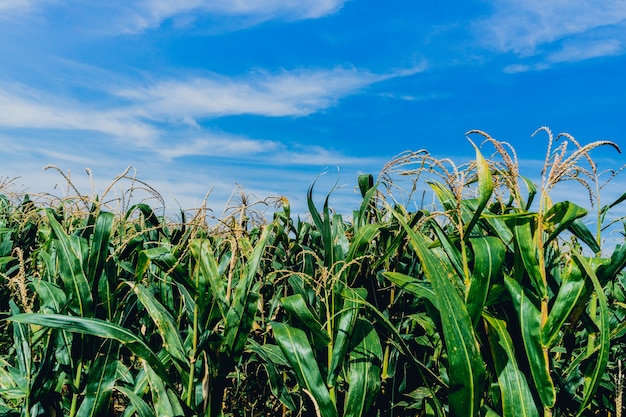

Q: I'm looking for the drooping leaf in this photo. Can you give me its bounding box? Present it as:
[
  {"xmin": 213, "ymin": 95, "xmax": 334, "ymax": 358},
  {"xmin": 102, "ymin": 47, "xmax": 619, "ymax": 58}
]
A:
[
  {"xmin": 466, "ymin": 237, "xmax": 505, "ymax": 328},
  {"xmin": 571, "ymin": 252, "xmax": 610, "ymax": 417},
  {"xmin": 484, "ymin": 313, "xmax": 539, "ymax": 417},
  {"xmin": 542, "ymin": 260, "xmax": 586, "ymax": 347},
  {"xmin": 46, "ymin": 209, "xmax": 94, "ymax": 317},
  {"xmin": 343, "ymin": 318, "xmax": 383, "ymax": 417},
  {"xmin": 282, "ymin": 294, "xmax": 330, "ymax": 350},
  {"xmin": 391, "ymin": 209, "xmax": 485, "ymax": 417},
  {"xmin": 504, "ymin": 277, "xmax": 555, "ymax": 409},
  {"xmin": 543, "ymin": 201, "xmax": 587, "ymax": 247},
  {"xmin": 272, "ymin": 321, "xmax": 338, "ymax": 417},
  {"xmin": 8, "ymin": 313, "xmax": 171, "ymax": 387}
]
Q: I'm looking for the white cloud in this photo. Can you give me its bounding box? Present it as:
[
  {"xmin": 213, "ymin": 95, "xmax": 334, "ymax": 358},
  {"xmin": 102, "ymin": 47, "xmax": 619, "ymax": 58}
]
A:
[
  {"xmin": 476, "ymin": 0, "xmax": 626, "ymax": 56},
  {"xmin": 125, "ymin": 0, "xmax": 346, "ymax": 32},
  {"xmin": 0, "ymin": 0, "xmax": 50, "ymax": 14},
  {"xmin": 117, "ymin": 66, "xmax": 424, "ymax": 120},
  {"xmin": 547, "ymin": 39, "xmax": 622, "ymax": 63},
  {"xmin": 155, "ymin": 134, "xmax": 279, "ymax": 159},
  {"xmin": 0, "ymin": 85, "xmax": 158, "ymax": 142}
]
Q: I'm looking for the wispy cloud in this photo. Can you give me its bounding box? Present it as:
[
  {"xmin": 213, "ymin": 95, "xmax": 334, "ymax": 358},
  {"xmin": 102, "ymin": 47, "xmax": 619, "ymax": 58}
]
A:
[
  {"xmin": 0, "ymin": 0, "xmax": 52, "ymax": 15},
  {"xmin": 117, "ymin": 66, "xmax": 423, "ymax": 120},
  {"xmin": 473, "ymin": 0, "xmax": 626, "ymax": 72},
  {"xmin": 0, "ymin": 85, "xmax": 158, "ymax": 142}
]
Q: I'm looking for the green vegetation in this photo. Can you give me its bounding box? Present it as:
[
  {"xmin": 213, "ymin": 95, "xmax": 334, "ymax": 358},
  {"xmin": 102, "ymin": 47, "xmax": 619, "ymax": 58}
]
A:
[{"xmin": 0, "ymin": 128, "xmax": 625, "ymax": 416}]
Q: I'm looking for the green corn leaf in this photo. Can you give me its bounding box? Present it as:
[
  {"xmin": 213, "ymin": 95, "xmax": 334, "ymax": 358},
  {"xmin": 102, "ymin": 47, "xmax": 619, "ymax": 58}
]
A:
[
  {"xmin": 568, "ymin": 219, "xmax": 601, "ymax": 254},
  {"xmin": 136, "ymin": 247, "xmax": 195, "ymax": 296},
  {"xmin": 46, "ymin": 209, "xmax": 94, "ymax": 317},
  {"xmin": 383, "ymin": 271, "xmax": 438, "ymax": 308},
  {"xmin": 505, "ymin": 214, "xmax": 546, "ymax": 299},
  {"xmin": 571, "ymin": 252, "xmax": 610, "ymax": 417},
  {"xmin": 344, "ymin": 224, "xmax": 381, "ymax": 283},
  {"xmin": 246, "ymin": 340, "xmax": 297, "ymax": 411},
  {"xmin": 520, "ymin": 175, "xmax": 537, "ymax": 211},
  {"xmin": 391, "ymin": 209, "xmax": 485, "ymax": 417},
  {"xmin": 343, "ymin": 318, "xmax": 383, "ymax": 417},
  {"xmin": 126, "ymin": 282, "xmax": 189, "ymax": 376},
  {"xmin": 31, "ymin": 278, "xmax": 67, "ymax": 314},
  {"xmin": 191, "ymin": 239, "xmax": 228, "ymax": 318},
  {"xmin": 9, "ymin": 301, "xmax": 31, "ymax": 396},
  {"xmin": 8, "ymin": 313, "xmax": 171, "ymax": 387},
  {"xmin": 542, "ymin": 261, "xmax": 586, "ymax": 347},
  {"xmin": 143, "ymin": 360, "xmax": 177, "ymax": 417},
  {"xmin": 464, "ymin": 140, "xmax": 494, "ymax": 238},
  {"xmin": 543, "ymin": 201, "xmax": 588, "ymax": 247},
  {"xmin": 282, "ymin": 294, "xmax": 330, "ymax": 350},
  {"xmin": 116, "ymin": 386, "xmax": 156, "ymax": 417},
  {"xmin": 75, "ymin": 348, "xmax": 118, "ymax": 417},
  {"xmin": 221, "ymin": 223, "xmax": 274, "ymax": 358},
  {"xmin": 504, "ymin": 276, "xmax": 555, "ymax": 409},
  {"xmin": 272, "ymin": 321, "xmax": 338, "ymax": 417},
  {"xmin": 484, "ymin": 313, "xmax": 539, "ymax": 417},
  {"xmin": 307, "ymin": 180, "xmax": 335, "ymax": 268},
  {"xmin": 429, "ymin": 220, "xmax": 465, "ymax": 282},
  {"xmin": 466, "ymin": 237, "xmax": 505, "ymax": 328},
  {"xmin": 327, "ymin": 288, "xmax": 365, "ymax": 386},
  {"xmin": 86, "ymin": 211, "xmax": 114, "ymax": 287},
  {"xmin": 599, "ymin": 190, "xmax": 626, "ymax": 222},
  {"xmin": 428, "ymin": 180, "xmax": 457, "ymax": 213}
]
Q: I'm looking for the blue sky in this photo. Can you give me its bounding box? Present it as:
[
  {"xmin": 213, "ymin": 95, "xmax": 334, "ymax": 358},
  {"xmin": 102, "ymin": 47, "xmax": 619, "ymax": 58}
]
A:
[{"xmin": 0, "ymin": 0, "xmax": 625, "ymax": 221}]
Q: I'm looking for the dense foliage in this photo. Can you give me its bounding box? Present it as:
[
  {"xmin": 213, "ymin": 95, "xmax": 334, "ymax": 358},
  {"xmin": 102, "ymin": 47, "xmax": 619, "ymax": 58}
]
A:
[{"xmin": 0, "ymin": 129, "xmax": 625, "ymax": 417}]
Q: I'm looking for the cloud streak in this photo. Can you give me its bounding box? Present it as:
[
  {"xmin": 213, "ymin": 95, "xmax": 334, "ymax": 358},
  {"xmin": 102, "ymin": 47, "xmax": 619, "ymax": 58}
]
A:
[
  {"xmin": 117, "ymin": 66, "xmax": 425, "ymax": 121},
  {"xmin": 0, "ymin": 85, "xmax": 158, "ymax": 142},
  {"xmin": 117, "ymin": 68, "xmax": 378, "ymax": 119},
  {"xmin": 473, "ymin": 0, "xmax": 626, "ymax": 71}
]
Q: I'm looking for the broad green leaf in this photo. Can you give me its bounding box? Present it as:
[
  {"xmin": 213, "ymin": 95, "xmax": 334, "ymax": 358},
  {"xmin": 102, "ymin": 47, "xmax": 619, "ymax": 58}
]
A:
[
  {"xmin": 246, "ymin": 340, "xmax": 297, "ymax": 411},
  {"xmin": 126, "ymin": 282, "xmax": 189, "ymax": 376},
  {"xmin": 484, "ymin": 313, "xmax": 539, "ymax": 417},
  {"xmin": 543, "ymin": 201, "xmax": 587, "ymax": 247},
  {"xmin": 143, "ymin": 360, "xmax": 184, "ymax": 417},
  {"xmin": 466, "ymin": 237, "xmax": 505, "ymax": 328},
  {"xmin": 383, "ymin": 271, "xmax": 438, "ymax": 308},
  {"xmin": 344, "ymin": 318, "xmax": 383, "ymax": 417},
  {"xmin": 429, "ymin": 220, "xmax": 465, "ymax": 283},
  {"xmin": 571, "ymin": 252, "xmax": 610, "ymax": 417},
  {"xmin": 504, "ymin": 277, "xmax": 555, "ymax": 408},
  {"xmin": 327, "ymin": 288, "xmax": 366, "ymax": 386},
  {"xmin": 568, "ymin": 219, "xmax": 601, "ymax": 254},
  {"xmin": 116, "ymin": 386, "xmax": 156, "ymax": 417},
  {"xmin": 505, "ymin": 214, "xmax": 546, "ymax": 299},
  {"xmin": 599, "ymin": 190, "xmax": 626, "ymax": 222},
  {"xmin": 463, "ymin": 140, "xmax": 494, "ymax": 238},
  {"xmin": 391, "ymin": 209, "xmax": 485, "ymax": 417},
  {"xmin": 222, "ymin": 223, "xmax": 274, "ymax": 358},
  {"xmin": 344, "ymin": 224, "xmax": 381, "ymax": 283},
  {"xmin": 272, "ymin": 321, "xmax": 338, "ymax": 417},
  {"xmin": 31, "ymin": 279, "xmax": 67, "ymax": 314},
  {"xmin": 75, "ymin": 348, "xmax": 118, "ymax": 417},
  {"xmin": 8, "ymin": 313, "xmax": 171, "ymax": 387},
  {"xmin": 191, "ymin": 239, "xmax": 228, "ymax": 318},
  {"xmin": 86, "ymin": 211, "xmax": 114, "ymax": 287},
  {"xmin": 520, "ymin": 175, "xmax": 537, "ymax": 211},
  {"xmin": 46, "ymin": 209, "xmax": 94, "ymax": 317},
  {"xmin": 282, "ymin": 294, "xmax": 330, "ymax": 350},
  {"xmin": 307, "ymin": 180, "xmax": 335, "ymax": 269},
  {"xmin": 542, "ymin": 261, "xmax": 586, "ymax": 347},
  {"xmin": 136, "ymin": 247, "xmax": 195, "ymax": 295}
]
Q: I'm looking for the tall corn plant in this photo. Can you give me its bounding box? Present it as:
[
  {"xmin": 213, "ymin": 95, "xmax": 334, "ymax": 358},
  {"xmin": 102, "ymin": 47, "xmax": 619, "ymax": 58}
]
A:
[
  {"xmin": 379, "ymin": 130, "xmax": 626, "ymax": 416},
  {"xmin": 260, "ymin": 183, "xmax": 384, "ymax": 417}
]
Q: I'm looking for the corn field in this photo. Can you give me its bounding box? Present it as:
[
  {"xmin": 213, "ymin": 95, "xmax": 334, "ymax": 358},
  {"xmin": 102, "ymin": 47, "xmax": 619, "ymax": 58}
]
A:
[{"xmin": 0, "ymin": 129, "xmax": 625, "ymax": 417}]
